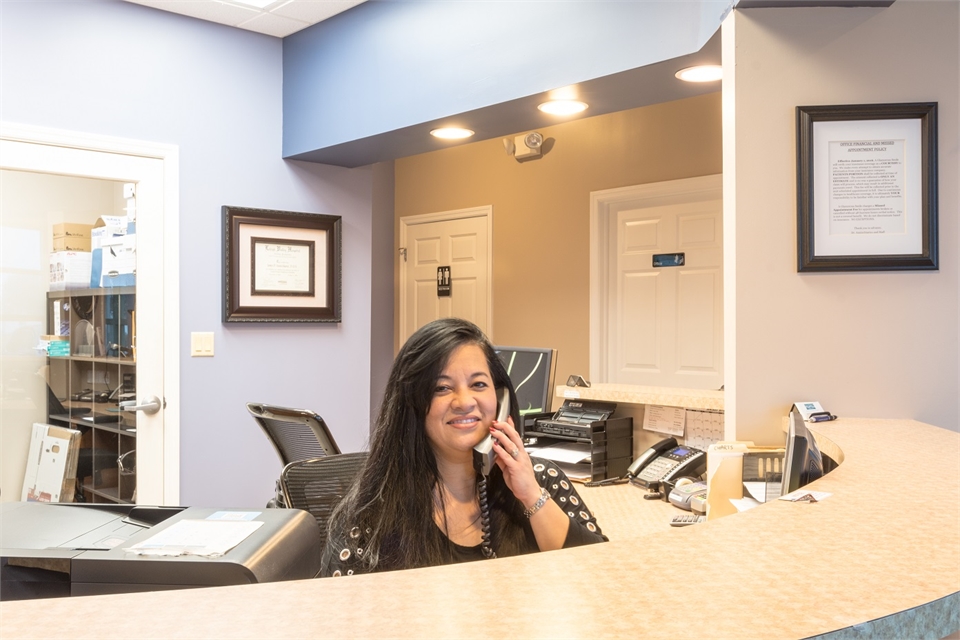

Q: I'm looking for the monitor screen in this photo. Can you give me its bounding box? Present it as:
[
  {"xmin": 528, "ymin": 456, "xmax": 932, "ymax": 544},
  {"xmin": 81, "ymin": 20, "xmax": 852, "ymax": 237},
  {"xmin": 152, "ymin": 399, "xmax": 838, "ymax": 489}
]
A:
[
  {"xmin": 494, "ymin": 346, "xmax": 557, "ymax": 416},
  {"xmin": 781, "ymin": 410, "xmax": 824, "ymax": 495}
]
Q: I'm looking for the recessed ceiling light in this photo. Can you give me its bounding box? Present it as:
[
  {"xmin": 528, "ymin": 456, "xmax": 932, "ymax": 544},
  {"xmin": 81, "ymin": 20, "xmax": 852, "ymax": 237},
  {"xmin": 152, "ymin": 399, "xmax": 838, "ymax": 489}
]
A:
[
  {"xmin": 430, "ymin": 127, "xmax": 475, "ymax": 140},
  {"xmin": 675, "ymin": 65, "xmax": 723, "ymax": 83},
  {"xmin": 538, "ymin": 100, "xmax": 589, "ymax": 116}
]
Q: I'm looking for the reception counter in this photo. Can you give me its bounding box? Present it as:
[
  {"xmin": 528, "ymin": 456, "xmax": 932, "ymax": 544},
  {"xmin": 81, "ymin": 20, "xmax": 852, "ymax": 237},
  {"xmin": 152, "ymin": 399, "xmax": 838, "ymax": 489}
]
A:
[{"xmin": 1, "ymin": 418, "xmax": 958, "ymax": 639}]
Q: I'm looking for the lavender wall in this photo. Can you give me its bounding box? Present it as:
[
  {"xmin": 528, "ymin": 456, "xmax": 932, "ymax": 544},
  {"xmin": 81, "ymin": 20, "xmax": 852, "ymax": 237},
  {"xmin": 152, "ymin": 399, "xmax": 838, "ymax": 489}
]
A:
[{"xmin": 1, "ymin": 0, "xmax": 379, "ymax": 507}]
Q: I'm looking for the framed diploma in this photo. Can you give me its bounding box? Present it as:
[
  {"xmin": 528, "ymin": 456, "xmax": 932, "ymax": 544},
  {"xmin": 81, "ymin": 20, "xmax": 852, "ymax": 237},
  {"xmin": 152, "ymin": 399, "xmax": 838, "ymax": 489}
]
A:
[
  {"xmin": 223, "ymin": 206, "xmax": 341, "ymax": 322},
  {"xmin": 796, "ymin": 102, "xmax": 938, "ymax": 272}
]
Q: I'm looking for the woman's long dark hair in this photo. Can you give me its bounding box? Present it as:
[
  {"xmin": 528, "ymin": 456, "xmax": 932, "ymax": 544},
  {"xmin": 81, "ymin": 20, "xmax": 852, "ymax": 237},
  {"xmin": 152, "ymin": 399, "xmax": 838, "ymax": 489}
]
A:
[{"xmin": 327, "ymin": 318, "xmax": 528, "ymax": 572}]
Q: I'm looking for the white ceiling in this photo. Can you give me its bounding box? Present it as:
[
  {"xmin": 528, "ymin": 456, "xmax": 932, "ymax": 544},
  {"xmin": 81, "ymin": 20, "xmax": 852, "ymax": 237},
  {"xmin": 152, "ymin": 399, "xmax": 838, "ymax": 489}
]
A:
[{"xmin": 122, "ymin": 0, "xmax": 368, "ymax": 38}]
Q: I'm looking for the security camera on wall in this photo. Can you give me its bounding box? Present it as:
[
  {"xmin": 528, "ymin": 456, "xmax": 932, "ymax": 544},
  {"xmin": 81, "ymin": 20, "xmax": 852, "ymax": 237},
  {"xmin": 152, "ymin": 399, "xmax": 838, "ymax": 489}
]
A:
[{"xmin": 503, "ymin": 131, "xmax": 543, "ymax": 160}]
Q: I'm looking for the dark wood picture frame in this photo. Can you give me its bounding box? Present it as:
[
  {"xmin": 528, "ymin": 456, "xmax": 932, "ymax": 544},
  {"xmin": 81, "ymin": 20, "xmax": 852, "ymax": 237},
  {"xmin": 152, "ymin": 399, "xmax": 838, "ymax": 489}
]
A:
[
  {"xmin": 797, "ymin": 102, "xmax": 938, "ymax": 272},
  {"xmin": 223, "ymin": 206, "xmax": 341, "ymax": 322}
]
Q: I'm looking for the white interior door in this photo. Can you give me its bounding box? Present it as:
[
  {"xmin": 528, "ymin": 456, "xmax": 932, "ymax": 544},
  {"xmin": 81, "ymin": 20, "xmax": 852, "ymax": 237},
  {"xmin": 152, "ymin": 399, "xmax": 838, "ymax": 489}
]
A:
[
  {"xmin": 0, "ymin": 123, "xmax": 180, "ymax": 505},
  {"xmin": 399, "ymin": 206, "xmax": 492, "ymax": 345},
  {"xmin": 591, "ymin": 175, "xmax": 723, "ymax": 390}
]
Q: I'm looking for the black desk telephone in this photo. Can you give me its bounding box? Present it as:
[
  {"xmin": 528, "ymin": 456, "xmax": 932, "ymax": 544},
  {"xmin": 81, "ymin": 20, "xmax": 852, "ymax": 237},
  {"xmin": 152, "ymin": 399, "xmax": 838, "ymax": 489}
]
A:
[
  {"xmin": 471, "ymin": 388, "xmax": 510, "ymax": 559},
  {"xmin": 625, "ymin": 437, "xmax": 706, "ymax": 500}
]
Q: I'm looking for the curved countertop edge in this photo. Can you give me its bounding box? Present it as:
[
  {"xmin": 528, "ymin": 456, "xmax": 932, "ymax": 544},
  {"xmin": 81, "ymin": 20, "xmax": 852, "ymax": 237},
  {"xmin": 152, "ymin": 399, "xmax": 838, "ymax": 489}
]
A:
[
  {"xmin": 808, "ymin": 591, "xmax": 960, "ymax": 640},
  {"xmin": 0, "ymin": 418, "xmax": 957, "ymax": 640}
]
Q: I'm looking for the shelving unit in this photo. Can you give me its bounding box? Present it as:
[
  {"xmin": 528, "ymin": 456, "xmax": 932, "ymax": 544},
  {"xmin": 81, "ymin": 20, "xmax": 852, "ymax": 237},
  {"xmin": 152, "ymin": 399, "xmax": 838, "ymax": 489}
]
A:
[{"xmin": 46, "ymin": 286, "xmax": 136, "ymax": 504}]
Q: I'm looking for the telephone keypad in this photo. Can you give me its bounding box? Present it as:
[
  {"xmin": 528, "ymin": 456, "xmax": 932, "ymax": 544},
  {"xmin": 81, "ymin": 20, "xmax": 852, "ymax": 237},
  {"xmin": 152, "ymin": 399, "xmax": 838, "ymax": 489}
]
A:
[{"xmin": 670, "ymin": 514, "xmax": 707, "ymax": 527}]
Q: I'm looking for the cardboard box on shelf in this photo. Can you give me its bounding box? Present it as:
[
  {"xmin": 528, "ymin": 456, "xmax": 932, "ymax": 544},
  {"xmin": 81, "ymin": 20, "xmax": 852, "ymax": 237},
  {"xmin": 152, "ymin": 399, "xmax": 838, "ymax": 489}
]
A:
[
  {"xmin": 49, "ymin": 251, "xmax": 92, "ymax": 291},
  {"xmin": 52, "ymin": 222, "xmax": 93, "ymax": 238},
  {"xmin": 53, "ymin": 236, "xmax": 91, "ymax": 252},
  {"xmin": 21, "ymin": 423, "xmax": 82, "ymax": 503}
]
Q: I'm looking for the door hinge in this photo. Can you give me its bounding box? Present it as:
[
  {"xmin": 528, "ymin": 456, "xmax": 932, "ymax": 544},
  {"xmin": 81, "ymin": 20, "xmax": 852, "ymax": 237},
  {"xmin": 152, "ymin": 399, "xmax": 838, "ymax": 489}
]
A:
[{"xmin": 399, "ymin": 247, "xmax": 407, "ymax": 262}]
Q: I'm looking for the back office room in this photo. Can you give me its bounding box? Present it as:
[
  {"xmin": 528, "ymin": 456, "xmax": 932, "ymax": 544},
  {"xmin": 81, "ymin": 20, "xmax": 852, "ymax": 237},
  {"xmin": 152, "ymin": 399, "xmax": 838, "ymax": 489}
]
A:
[{"xmin": 0, "ymin": 0, "xmax": 957, "ymax": 510}]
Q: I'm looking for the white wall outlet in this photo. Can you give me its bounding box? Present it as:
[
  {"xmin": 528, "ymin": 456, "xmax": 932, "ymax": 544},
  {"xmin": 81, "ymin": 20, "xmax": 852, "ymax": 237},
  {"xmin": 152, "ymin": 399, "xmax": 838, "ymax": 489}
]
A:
[{"xmin": 190, "ymin": 332, "xmax": 214, "ymax": 357}]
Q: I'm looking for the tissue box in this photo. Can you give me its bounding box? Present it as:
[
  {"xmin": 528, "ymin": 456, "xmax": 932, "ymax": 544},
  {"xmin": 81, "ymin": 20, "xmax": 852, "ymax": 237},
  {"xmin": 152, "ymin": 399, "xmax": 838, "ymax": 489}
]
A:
[{"xmin": 49, "ymin": 251, "xmax": 92, "ymax": 291}]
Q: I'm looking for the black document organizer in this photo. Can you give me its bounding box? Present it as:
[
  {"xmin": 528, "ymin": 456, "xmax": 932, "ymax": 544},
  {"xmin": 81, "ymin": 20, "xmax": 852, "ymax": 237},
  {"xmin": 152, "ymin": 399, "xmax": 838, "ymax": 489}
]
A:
[{"xmin": 526, "ymin": 406, "xmax": 633, "ymax": 482}]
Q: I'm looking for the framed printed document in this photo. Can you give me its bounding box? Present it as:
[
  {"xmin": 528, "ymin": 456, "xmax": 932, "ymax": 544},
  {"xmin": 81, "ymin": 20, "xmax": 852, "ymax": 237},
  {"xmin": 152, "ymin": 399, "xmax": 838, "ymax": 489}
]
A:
[
  {"xmin": 223, "ymin": 206, "xmax": 341, "ymax": 322},
  {"xmin": 796, "ymin": 102, "xmax": 938, "ymax": 272}
]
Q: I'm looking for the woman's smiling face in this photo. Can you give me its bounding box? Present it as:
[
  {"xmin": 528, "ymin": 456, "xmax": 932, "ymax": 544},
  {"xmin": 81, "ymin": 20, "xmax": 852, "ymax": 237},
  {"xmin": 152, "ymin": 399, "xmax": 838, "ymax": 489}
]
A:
[{"xmin": 424, "ymin": 343, "xmax": 498, "ymax": 463}]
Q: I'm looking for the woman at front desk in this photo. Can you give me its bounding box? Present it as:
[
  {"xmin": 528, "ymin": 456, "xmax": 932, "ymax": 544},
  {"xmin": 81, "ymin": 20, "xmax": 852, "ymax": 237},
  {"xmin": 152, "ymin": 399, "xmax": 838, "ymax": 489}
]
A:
[{"xmin": 321, "ymin": 318, "xmax": 606, "ymax": 577}]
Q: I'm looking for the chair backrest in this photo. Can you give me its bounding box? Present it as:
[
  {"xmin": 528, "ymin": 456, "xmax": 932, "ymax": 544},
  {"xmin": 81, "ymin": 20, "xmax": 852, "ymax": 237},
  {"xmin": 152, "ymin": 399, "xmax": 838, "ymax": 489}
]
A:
[
  {"xmin": 280, "ymin": 452, "xmax": 369, "ymax": 542},
  {"xmin": 246, "ymin": 402, "xmax": 341, "ymax": 467}
]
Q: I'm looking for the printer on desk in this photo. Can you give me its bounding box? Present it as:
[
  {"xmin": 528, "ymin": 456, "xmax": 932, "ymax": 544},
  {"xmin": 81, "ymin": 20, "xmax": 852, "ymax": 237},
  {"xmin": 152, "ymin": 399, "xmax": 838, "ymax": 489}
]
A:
[
  {"xmin": 0, "ymin": 502, "xmax": 322, "ymax": 600},
  {"xmin": 526, "ymin": 399, "xmax": 633, "ymax": 482}
]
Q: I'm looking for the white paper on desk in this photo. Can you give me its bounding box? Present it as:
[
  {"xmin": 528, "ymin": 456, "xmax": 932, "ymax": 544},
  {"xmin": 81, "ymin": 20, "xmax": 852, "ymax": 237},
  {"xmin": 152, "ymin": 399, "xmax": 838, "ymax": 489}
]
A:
[
  {"xmin": 125, "ymin": 519, "xmax": 264, "ymax": 558},
  {"xmin": 729, "ymin": 496, "xmax": 762, "ymax": 512},
  {"xmin": 553, "ymin": 461, "xmax": 592, "ymax": 482},
  {"xmin": 643, "ymin": 405, "xmax": 685, "ymax": 437},
  {"xmin": 531, "ymin": 442, "xmax": 592, "ymax": 464}
]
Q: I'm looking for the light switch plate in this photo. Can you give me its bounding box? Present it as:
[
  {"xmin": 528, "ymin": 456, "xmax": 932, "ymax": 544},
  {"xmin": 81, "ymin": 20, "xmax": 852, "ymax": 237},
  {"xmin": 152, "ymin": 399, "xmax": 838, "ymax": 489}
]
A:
[{"xmin": 190, "ymin": 332, "xmax": 214, "ymax": 357}]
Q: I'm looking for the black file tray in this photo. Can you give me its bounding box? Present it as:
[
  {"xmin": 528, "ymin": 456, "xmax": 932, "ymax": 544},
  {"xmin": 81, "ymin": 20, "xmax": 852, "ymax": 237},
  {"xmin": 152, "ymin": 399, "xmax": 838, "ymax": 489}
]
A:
[{"xmin": 526, "ymin": 416, "xmax": 633, "ymax": 482}]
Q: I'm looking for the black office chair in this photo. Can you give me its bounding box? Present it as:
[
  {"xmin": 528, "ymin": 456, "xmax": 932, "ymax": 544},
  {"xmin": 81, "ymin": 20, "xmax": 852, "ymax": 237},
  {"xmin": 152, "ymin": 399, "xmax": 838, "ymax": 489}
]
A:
[
  {"xmin": 280, "ymin": 452, "xmax": 368, "ymax": 549},
  {"xmin": 246, "ymin": 402, "xmax": 341, "ymax": 507}
]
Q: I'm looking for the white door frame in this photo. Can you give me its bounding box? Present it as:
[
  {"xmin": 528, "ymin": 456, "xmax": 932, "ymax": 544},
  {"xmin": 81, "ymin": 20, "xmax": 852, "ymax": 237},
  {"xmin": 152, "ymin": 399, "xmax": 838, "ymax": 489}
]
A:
[
  {"xmin": 398, "ymin": 205, "xmax": 494, "ymax": 343},
  {"xmin": 1, "ymin": 122, "xmax": 181, "ymax": 505},
  {"xmin": 589, "ymin": 174, "xmax": 723, "ymax": 383}
]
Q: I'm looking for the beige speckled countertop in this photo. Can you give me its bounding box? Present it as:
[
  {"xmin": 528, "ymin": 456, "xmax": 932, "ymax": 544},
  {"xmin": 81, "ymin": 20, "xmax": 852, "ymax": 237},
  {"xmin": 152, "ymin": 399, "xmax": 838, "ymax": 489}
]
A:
[
  {"xmin": 1, "ymin": 418, "xmax": 957, "ymax": 639},
  {"xmin": 556, "ymin": 382, "xmax": 725, "ymax": 411}
]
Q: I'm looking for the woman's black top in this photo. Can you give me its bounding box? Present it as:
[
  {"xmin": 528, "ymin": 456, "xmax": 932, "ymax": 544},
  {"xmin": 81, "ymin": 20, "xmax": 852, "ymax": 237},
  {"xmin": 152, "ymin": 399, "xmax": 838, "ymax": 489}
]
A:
[{"xmin": 321, "ymin": 458, "xmax": 607, "ymax": 577}]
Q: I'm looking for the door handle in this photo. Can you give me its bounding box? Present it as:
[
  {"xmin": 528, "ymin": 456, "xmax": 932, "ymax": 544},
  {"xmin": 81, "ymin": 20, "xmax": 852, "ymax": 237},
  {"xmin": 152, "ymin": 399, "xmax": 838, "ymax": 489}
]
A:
[{"xmin": 120, "ymin": 395, "xmax": 162, "ymax": 415}]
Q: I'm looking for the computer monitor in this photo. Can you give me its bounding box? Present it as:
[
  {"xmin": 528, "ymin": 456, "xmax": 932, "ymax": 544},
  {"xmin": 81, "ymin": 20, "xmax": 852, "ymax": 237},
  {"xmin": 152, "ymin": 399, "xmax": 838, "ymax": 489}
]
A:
[
  {"xmin": 493, "ymin": 346, "xmax": 557, "ymax": 416},
  {"xmin": 780, "ymin": 410, "xmax": 824, "ymax": 495}
]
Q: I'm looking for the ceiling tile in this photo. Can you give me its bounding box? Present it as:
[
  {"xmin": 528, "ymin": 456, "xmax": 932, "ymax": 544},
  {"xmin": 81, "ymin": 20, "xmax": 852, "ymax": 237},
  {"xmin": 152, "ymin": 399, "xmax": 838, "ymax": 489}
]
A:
[
  {"xmin": 270, "ymin": 0, "xmax": 364, "ymax": 24},
  {"xmin": 239, "ymin": 11, "xmax": 312, "ymax": 37},
  {"xmin": 125, "ymin": 0, "xmax": 259, "ymax": 27}
]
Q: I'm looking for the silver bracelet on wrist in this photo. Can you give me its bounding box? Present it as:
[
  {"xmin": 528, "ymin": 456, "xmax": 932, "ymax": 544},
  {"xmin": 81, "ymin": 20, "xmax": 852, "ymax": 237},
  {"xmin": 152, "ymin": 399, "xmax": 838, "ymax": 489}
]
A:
[{"xmin": 523, "ymin": 487, "xmax": 550, "ymax": 518}]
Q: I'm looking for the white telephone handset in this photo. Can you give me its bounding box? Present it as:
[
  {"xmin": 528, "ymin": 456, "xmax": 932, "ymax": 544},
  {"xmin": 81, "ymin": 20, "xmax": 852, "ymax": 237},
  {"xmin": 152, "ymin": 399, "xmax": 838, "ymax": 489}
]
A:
[{"xmin": 473, "ymin": 388, "xmax": 510, "ymax": 477}]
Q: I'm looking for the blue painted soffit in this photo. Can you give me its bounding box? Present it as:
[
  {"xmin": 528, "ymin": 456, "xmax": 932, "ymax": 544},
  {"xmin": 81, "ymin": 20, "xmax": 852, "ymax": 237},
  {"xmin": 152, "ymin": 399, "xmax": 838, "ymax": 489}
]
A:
[{"xmin": 283, "ymin": 1, "xmax": 733, "ymax": 168}]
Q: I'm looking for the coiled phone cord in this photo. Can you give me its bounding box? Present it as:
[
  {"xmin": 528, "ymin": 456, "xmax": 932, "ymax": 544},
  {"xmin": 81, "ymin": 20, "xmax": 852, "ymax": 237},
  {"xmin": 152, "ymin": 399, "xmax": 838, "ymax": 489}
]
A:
[{"xmin": 477, "ymin": 475, "xmax": 496, "ymax": 559}]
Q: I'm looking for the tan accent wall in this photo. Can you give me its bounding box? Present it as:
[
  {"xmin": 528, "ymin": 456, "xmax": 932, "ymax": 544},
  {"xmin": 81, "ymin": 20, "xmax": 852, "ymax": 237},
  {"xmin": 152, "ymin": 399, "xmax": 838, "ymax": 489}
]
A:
[{"xmin": 395, "ymin": 93, "xmax": 722, "ymax": 387}]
